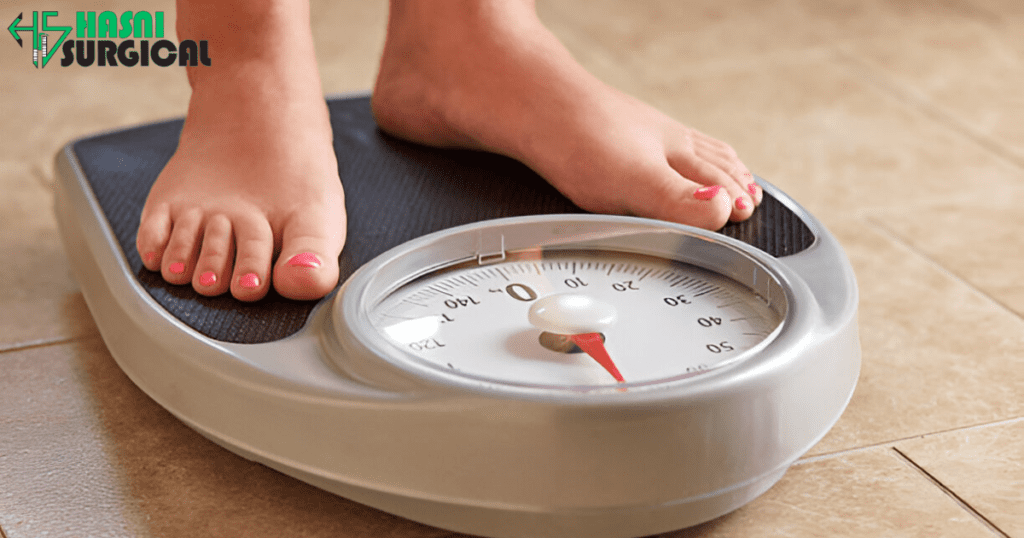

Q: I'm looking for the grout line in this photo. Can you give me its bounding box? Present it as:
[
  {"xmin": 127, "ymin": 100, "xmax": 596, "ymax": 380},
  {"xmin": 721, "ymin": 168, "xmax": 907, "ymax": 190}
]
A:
[
  {"xmin": 31, "ymin": 161, "xmax": 54, "ymax": 189},
  {"xmin": 795, "ymin": 442, "xmax": 900, "ymax": 465},
  {"xmin": 892, "ymin": 447, "xmax": 1011, "ymax": 538},
  {"xmin": 0, "ymin": 335, "xmax": 88, "ymax": 355},
  {"xmin": 929, "ymin": 415, "xmax": 1024, "ymax": 436},
  {"xmin": 796, "ymin": 416, "xmax": 1024, "ymax": 465},
  {"xmin": 831, "ymin": 45, "xmax": 1024, "ymax": 172},
  {"xmin": 861, "ymin": 215, "xmax": 1024, "ymax": 321}
]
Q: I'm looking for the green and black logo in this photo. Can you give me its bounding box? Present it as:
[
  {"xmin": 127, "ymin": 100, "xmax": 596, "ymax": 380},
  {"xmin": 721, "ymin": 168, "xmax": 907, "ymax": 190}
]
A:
[{"xmin": 8, "ymin": 11, "xmax": 210, "ymax": 68}]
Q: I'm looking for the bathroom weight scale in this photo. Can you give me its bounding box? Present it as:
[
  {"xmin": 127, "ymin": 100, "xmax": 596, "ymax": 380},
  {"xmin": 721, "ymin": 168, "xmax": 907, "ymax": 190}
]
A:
[{"xmin": 53, "ymin": 95, "xmax": 860, "ymax": 538}]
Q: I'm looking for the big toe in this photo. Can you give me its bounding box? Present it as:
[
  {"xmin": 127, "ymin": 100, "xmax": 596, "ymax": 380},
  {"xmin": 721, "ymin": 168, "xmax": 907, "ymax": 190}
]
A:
[
  {"xmin": 272, "ymin": 212, "xmax": 346, "ymax": 301},
  {"xmin": 136, "ymin": 202, "xmax": 171, "ymax": 271},
  {"xmin": 629, "ymin": 165, "xmax": 734, "ymax": 231}
]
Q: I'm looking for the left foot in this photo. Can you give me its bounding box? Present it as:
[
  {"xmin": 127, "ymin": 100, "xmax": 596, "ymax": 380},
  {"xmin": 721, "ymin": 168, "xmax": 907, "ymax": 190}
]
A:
[
  {"xmin": 136, "ymin": 0, "xmax": 347, "ymax": 302},
  {"xmin": 372, "ymin": 0, "xmax": 760, "ymax": 231}
]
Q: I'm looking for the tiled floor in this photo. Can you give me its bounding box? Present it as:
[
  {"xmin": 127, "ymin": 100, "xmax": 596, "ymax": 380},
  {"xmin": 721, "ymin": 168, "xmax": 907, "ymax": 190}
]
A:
[{"xmin": 2, "ymin": 0, "xmax": 1023, "ymax": 536}]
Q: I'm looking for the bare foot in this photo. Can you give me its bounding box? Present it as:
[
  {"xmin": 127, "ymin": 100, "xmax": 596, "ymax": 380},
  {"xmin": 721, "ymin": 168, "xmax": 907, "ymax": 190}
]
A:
[
  {"xmin": 372, "ymin": 0, "xmax": 760, "ymax": 231},
  {"xmin": 136, "ymin": 0, "xmax": 346, "ymax": 302}
]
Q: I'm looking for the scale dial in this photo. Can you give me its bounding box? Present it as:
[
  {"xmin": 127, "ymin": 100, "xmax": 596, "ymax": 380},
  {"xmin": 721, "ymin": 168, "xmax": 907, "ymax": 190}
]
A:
[
  {"xmin": 367, "ymin": 252, "xmax": 782, "ymax": 390},
  {"xmin": 334, "ymin": 217, "xmax": 791, "ymax": 394}
]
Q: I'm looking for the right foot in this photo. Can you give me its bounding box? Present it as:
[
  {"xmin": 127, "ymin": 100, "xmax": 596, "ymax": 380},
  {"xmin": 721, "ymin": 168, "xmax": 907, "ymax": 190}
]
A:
[
  {"xmin": 372, "ymin": 0, "xmax": 759, "ymax": 231},
  {"xmin": 136, "ymin": 1, "xmax": 346, "ymax": 302}
]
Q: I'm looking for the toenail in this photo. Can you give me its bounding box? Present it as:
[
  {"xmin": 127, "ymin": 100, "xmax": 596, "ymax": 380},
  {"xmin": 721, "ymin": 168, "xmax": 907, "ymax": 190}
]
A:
[
  {"xmin": 239, "ymin": 273, "xmax": 260, "ymax": 289},
  {"xmin": 693, "ymin": 185, "xmax": 721, "ymax": 201},
  {"xmin": 144, "ymin": 252, "xmax": 157, "ymax": 264},
  {"xmin": 736, "ymin": 197, "xmax": 749, "ymax": 210},
  {"xmin": 287, "ymin": 252, "xmax": 322, "ymax": 268},
  {"xmin": 747, "ymin": 183, "xmax": 758, "ymax": 197},
  {"xmin": 199, "ymin": 271, "xmax": 217, "ymax": 287},
  {"xmin": 169, "ymin": 262, "xmax": 185, "ymax": 274}
]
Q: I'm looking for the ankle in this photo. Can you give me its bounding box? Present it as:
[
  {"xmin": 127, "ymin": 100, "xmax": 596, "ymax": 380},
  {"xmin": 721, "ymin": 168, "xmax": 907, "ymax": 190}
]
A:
[
  {"xmin": 177, "ymin": 0, "xmax": 320, "ymax": 90},
  {"xmin": 385, "ymin": 0, "xmax": 541, "ymax": 51},
  {"xmin": 387, "ymin": 0, "xmax": 537, "ymax": 26}
]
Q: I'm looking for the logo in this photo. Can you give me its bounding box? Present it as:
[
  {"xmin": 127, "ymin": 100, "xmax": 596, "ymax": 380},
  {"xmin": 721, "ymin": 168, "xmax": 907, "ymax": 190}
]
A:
[{"xmin": 8, "ymin": 10, "xmax": 210, "ymax": 68}]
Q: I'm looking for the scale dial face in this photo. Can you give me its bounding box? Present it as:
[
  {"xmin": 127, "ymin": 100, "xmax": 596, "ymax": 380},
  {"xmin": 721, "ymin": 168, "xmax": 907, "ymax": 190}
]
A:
[{"xmin": 364, "ymin": 250, "xmax": 784, "ymax": 391}]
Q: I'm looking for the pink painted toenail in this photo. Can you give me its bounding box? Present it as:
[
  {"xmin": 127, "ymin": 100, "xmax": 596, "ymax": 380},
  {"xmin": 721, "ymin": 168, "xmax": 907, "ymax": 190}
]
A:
[
  {"xmin": 239, "ymin": 273, "xmax": 260, "ymax": 289},
  {"xmin": 287, "ymin": 252, "xmax": 322, "ymax": 268},
  {"xmin": 169, "ymin": 262, "xmax": 185, "ymax": 274},
  {"xmin": 199, "ymin": 271, "xmax": 217, "ymax": 287},
  {"xmin": 144, "ymin": 252, "xmax": 157, "ymax": 264},
  {"xmin": 736, "ymin": 198, "xmax": 749, "ymax": 210},
  {"xmin": 747, "ymin": 183, "xmax": 758, "ymax": 197},
  {"xmin": 693, "ymin": 185, "xmax": 721, "ymax": 201}
]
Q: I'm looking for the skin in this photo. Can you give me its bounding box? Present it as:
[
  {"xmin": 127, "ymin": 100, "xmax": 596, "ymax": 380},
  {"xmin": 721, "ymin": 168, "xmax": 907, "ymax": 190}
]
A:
[{"xmin": 137, "ymin": 0, "xmax": 760, "ymax": 302}]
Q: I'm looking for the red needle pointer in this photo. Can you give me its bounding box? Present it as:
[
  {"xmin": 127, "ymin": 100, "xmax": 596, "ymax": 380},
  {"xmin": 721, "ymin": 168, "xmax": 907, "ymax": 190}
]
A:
[{"xmin": 570, "ymin": 332, "xmax": 625, "ymax": 383}]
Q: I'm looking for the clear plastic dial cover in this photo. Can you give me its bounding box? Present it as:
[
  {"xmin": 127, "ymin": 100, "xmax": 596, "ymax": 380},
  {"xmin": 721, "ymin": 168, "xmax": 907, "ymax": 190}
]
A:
[{"xmin": 366, "ymin": 250, "xmax": 784, "ymax": 390}]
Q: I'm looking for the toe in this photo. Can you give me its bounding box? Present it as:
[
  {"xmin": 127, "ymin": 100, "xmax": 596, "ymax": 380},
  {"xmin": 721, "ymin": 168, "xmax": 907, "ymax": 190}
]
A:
[
  {"xmin": 742, "ymin": 172, "xmax": 763, "ymax": 205},
  {"xmin": 272, "ymin": 208, "xmax": 346, "ymax": 301},
  {"xmin": 137, "ymin": 202, "xmax": 172, "ymax": 271},
  {"xmin": 696, "ymin": 137, "xmax": 760, "ymax": 207},
  {"xmin": 161, "ymin": 209, "xmax": 203, "ymax": 285},
  {"xmin": 192, "ymin": 214, "xmax": 234, "ymax": 296},
  {"xmin": 667, "ymin": 139, "xmax": 756, "ymax": 222},
  {"xmin": 229, "ymin": 213, "xmax": 274, "ymax": 302},
  {"xmin": 633, "ymin": 163, "xmax": 733, "ymax": 230}
]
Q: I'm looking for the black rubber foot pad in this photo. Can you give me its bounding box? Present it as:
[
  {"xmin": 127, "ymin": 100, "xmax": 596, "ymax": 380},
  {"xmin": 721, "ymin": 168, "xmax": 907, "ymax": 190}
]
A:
[{"xmin": 72, "ymin": 96, "xmax": 812, "ymax": 344}]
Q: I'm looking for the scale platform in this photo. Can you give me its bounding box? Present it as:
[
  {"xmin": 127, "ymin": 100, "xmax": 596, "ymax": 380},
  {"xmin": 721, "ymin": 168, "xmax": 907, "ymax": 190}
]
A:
[{"xmin": 54, "ymin": 95, "xmax": 858, "ymax": 538}]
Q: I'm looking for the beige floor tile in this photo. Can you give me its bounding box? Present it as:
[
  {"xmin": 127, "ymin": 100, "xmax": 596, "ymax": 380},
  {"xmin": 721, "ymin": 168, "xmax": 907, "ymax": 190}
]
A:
[
  {"xmin": 1, "ymin": 1, "xmax": 189, "ymax": 173},
  {"xmin": 49, "ymin": 337, "xmax": 455, "ymax": 538},
  {"xmin": 833, "ymin": 13, "xmax": 1024, "ymax": 164},
  {"xmin": 969, "ymin": 0, "xmax": 1024, "ymax": 19},
  {"xmin": 0, "ymin": 341, "xmax": 996, "ymax": 538},
  {"xmin": 629, "ymin": 53, "xmax": 1022, "ymax": 223},
  {"xmin": 311, "ymin": 0, "xmax": 388, "ymax": 94},
  {"xmin": 0, "ymin": 340, "xmax": 145, "ymax": 537},
  {"xmin": 807, "ymin": 218, "xmax": 1024, "ymax": 455},
  {"xmin": 0, "ymin": 164, "xmax": 97, "ymax": 350},
  {"xmin": 897, "ymin": 419, "xmax": 1024, "ymax": 537},
  {"xmin": 795, "ymin": 0, "xmax": 1002, "ymax": 42},
  {"xmin": 537, "ymin": 1, "xmax": 653, "ymax": 95},
  {"xmin": 538, "ymin": 0, "xmax": 836, "ymax": 113},
  {"xmin": 661, "ymin": 448, "xmax": 991, "ymax": 537},
  {"xmin": 540, "ymin": 0, "xmax": 825, "ymax": 69},
  {"xmin": 1, "ymin": 1, "xmax": 386, "ymax": 176},
  {"xmin": 869, "ymin": 179, "xmax": 1024, "ymax": 318},
  {"xmin": 541, "ymin": 1, "xmax": 1024, "ymax": 223}
]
